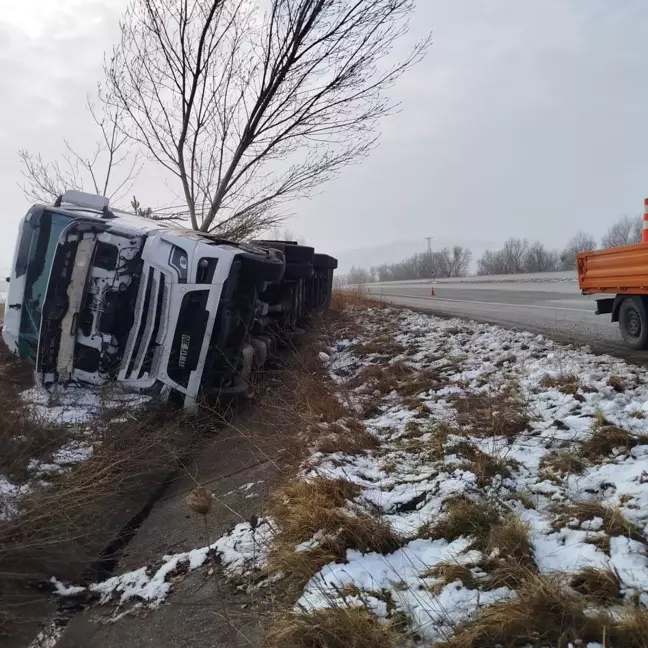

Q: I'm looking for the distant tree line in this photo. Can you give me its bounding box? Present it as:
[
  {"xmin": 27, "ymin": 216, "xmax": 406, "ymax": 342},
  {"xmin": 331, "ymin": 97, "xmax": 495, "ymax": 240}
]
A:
[
  {"xmin": 346, "ymin": 246, "xmax": 472, "ymax": 284},
  {"xmin": 343, "ymin": 215, "xmax": 644, "ymax": 283},
  {"xmin": 477, "ymin": 215, "xmax": 642, "ymax": 275}
]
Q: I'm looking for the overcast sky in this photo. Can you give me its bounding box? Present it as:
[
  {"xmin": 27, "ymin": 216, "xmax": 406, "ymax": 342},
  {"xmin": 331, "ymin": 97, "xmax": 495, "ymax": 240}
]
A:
[{"xmin": 2, "ymin": 0, "xmax": 648, "ymax": 272}]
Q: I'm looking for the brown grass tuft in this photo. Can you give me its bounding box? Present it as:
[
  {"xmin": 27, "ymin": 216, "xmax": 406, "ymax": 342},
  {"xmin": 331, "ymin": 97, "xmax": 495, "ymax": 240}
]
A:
[
  {"xmin": 452, "ymin": 441, "xmax": 518, "ymax": 486},
  {"xmin": 539, "ymin": 373, "xmax": 581, "ymax": 396},
  {"xmin": 352, "ymin": 364, "xmax": 399, "ymax": 395},
  {"xmin": 540, "ymin": 450, "xmax": 586, "ymax": 475},
  {"xmin": 267, "ymin": 478, "xmax": 401, "ymax": 586},
  {"xmin": 570, "ymin": 567, "xmax": 621, "ymax": 602},
  {"xmin": 485, "ymin": 517, "xmax": 537, "ymax": 588},
  {"xmin": 426, "ymin": 562, "xmax": 478, "ymax": 594},
  {"xmin": 453, "ymin": 386, "xmax": 529, "ymax": 438},
  {"xmin": 297, "ymin": 372, "xmax": 348, "ymax": 423},
  {"xmin": 443, "ymin": 574, "xmax": 648, "ymax": 648},
  {"xmin": 551, "ymin": 501, "xmax": 644, "ymax": 547},
  {"xmin": 607, "ymin": 375, "xmax": 627, "ymax": 392},
  {"xmin": 581, "ymin": 425, "xmax": 648, "ymax": 461},
  {"xmin": 314, "ymin": 420, "xmax": 380, "ymax": 455},
  {"xmin": 330, "ymin": 288, "xmax": 384, "ymax": 313},
  {"xmin": 266, "ymin": 607, "xmax": 403, "ymax": 648},
  {"xmin": 353, "ymin": 335, "xmax": 405, "ymax": 359},
  {"xmin": 426, "ymin": 499, "xmax": 502, "ymax": 550}
]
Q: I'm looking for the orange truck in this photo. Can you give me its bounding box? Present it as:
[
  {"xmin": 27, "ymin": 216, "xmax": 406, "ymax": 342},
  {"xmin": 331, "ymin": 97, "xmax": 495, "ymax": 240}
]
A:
[{"xmin": 577, "ymin": 198, "xmax": 648, "ymax": 349}]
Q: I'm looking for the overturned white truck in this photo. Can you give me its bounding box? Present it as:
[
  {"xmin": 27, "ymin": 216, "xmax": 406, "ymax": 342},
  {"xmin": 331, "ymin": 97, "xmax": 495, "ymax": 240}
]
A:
[{"xmin": 3, "ymin": 191, "xmax": 337, "ymax": 410}]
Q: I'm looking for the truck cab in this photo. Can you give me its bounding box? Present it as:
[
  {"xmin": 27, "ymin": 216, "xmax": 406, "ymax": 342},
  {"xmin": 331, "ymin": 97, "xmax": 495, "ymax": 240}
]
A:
[{"xmin": 3, "ymin": 191, "xmax": 336, "ymax": 410}]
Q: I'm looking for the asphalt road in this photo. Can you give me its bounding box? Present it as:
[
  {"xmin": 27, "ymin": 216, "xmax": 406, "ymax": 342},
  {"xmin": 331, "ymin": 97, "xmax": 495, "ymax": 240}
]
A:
[{"xmin": 363, "ymin": 279, "xmax": 648, "ymax": 364}]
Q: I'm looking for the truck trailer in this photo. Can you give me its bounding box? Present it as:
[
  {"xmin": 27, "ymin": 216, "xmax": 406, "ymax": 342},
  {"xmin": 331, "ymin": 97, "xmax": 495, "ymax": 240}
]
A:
[
  {"xmin": 578, "ymin": 198, "xmax": 648, "ymax": 349},
  {"xmin": 2, "ymin": 191, "xmax": 337, "ymax": 409}
]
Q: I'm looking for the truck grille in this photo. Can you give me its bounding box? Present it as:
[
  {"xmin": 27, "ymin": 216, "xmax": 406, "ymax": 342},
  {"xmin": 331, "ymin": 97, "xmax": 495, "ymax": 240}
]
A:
[{"xmin": 123, "ymin": 268, "xmax": 166, "ymax": 380}]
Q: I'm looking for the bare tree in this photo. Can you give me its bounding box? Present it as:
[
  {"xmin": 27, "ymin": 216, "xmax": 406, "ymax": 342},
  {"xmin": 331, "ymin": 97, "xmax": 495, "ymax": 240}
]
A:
[
  {"xmin": 601, "ymin": 215, "xmax": 642, "ymax": 249},
  {"xmin": 478, "ymin": 238, "xmax": 529, "ymax": 275},
  {"xmin": 523, "ymin": 241, "xmax": 560, "ymax": 273},
  {"xmin": 346, "ymin": 265, "xmax": 371, "ymax": 284},
  {"xmin": 105, "ymin": 0, "xmax": 430, "ymax": 236},
  {"xmin": 18, "ymin": 99, "xmax": 141, "ymax": 205},
  {"xmin": 441, "ymin": 246, "xmax": 472, "ymax": 277},
  {"xmin": 561, "ymin": 231, "xmax": 596, "ymax": 270}
]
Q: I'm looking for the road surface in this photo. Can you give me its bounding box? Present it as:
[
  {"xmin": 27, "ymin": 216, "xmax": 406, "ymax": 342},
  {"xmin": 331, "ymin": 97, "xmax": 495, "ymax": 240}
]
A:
[{"xmin": 363, "ymin": 278, "xmax": 647, "ymax": 363}]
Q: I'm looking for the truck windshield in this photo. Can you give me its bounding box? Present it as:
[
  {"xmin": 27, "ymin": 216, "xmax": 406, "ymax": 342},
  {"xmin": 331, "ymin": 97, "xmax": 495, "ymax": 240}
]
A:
[{"xmin": 18, "ymin": 211, "xmax": 74, "ymax": 361}]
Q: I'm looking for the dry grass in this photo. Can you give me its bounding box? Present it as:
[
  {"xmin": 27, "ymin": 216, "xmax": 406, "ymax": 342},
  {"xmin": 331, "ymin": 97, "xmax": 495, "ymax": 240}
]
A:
[
  {"xmin": 267, "ymin": 478, "xmax": 401, "ymax": 587},
  {"xmin": 443, "ymin": 574, "xmax": 648, "ymax": 648},
  {"xmin": 453, "ymin": 386, "xmax": 529, "ymax": 438},
  {"xmin": 539, "ymin": 427, "xmax": 648, "ymax": 477},
  {"xmin": 539, "ymin": 450, "xmax": 586, "ymax": 475},
  {"xmin": 353, "ymin": 335, "xmax": 405, "ymax": 359},
  {"xmin": 539, "ymin": 373, "xmax": 581, "ymax": 396},
  {"xmin": 607, "ymin": 375, "xmax": 627, "ymax": 392},
  {"xmin": 426, "ymin": 499, "xmax": 502, "ymax": 550},
  {"xmin": 266, "ymin": 607, "xmax": 403, "ymax": 648},
  {"xmin": 427, "ymin": 516, "xmax": 536, "ymax": 593},
  {"xmin": 352, "ymin": 360, "xmax": 448, "ymax": 403},
  {"xmin": 352, "ymin": 364, "xmax": 399, "ymax": 395},
  {"xmin": 0, "ymin": 405, "xmax": 186, "ymax": 631},
  {"xmin": 0, "ymin": 343, "xmax": 66, "ymax": 483},
  {"xmin": 452, "ymin": 441, "xmax": 518, "ymax": 486},
  {"xmin": 426, "ymin": 562, "xmax": 478, "ymax": 594},
  {"xmin": 484, "ymin": 517, "xmax": 537, "ymax": 589},
  {"xmin": 570, "ymin": 567, "xmax": 621, "ymax": 602},
  {"xmin": 330, "ymin": 288, "xmax": 383, "ymax": 313},
  {"xmin": 396, "ymin": 368, "xmax": 445, "ymax": 399},
  {"xmin": 551, "ymin": 501, "xmax": 644, "ymax": 549},
  {"xmin": 581, "ymin": 425, "xmax": 648, "ymax": 461},
  {"xmin": 314, "ymin": 420, "xmax": 380, "ymax": 455}
]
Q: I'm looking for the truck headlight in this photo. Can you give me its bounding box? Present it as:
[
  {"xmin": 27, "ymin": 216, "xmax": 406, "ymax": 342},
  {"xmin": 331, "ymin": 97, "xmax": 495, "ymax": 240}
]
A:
[{"xmin": 169, "ymin": 245, "xmax": 188, "ymax": 283}]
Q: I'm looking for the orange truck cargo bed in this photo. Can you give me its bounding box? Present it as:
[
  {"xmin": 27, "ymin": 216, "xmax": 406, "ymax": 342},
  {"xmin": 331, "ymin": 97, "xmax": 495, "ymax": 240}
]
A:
[{"xmin": 578, "ymin": 243, "xmax": 648, "ymax": 295}]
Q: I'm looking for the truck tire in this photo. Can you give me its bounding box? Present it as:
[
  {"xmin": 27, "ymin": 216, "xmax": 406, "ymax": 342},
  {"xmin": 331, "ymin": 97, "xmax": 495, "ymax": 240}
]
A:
[
  {"xmin": 313, "ymin": 253, "xmax": 338, "ymax": 270},
  {"xmin": 252, "ymin": 240, "xmax": 315, "ymax": 264},
  {"xmin": 283, "ymin": 262, "xmax": 313, "ymax": 280},
  {"xmin": 619, "ymin": 296, "xmax": 648, "ymax": 349},
  {"xmin": 240, "ymin": 253, "xmax": 285, "ymax": 283}
]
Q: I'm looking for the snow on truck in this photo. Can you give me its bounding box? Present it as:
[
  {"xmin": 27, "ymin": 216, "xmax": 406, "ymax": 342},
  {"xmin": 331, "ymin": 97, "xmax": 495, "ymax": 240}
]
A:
[
  {"xmin": 2, "ymin": 190, "xmax": 337, "ymax": 410},
  {"xmin": 578, "ymin": 197, "xmax": 648, "ymax": 350}
]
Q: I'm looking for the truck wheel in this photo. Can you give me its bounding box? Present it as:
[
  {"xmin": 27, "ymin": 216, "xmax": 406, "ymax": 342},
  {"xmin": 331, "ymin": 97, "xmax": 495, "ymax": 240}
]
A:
[
  {"xmin": 252, "ymin": 240, "xmax": 315, "ymax": 264},
  {"xmin": 283, "ymin": 262, "xmax": 313, "ymax": 280},
  {"xmin": 241, "ymin": 254, "xmax": 285, "ymax": 283},
  {"xmin": 619, "ymin": 297, "xmax": 648, "ymax": 349},
  {"xmin": 313, "ymin": 253, "xmax": 338, "ymax": 270}
]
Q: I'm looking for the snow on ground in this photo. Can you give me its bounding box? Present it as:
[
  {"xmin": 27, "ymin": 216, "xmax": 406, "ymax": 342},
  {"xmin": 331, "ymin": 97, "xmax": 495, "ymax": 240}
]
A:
[
  {"xmin": 51, "ymin": 518, "xmax": 275, "ymax": 615},
  {"xmin": 291, "ymin": 307, "xmax": 648, "ymax": 641},
  {"xmin": 47, "ymin": 306, "xmax": 648, "ymax": 641},
  {"xmin": 0, "ymin": 384, "xmax": 151, "ymax": 521},
  {"xmin": 0, "ymin": 475, "xmax": 32, "ymax": 521},
  {"xmin": 21, "ymin": 385, "xmax": 150, "ymax": 424}
]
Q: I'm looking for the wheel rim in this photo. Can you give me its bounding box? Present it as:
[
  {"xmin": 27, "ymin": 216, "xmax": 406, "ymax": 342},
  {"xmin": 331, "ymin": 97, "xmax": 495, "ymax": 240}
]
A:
[{"xmin": 626, "ymin": 306, "xmax": 642, "ymax": 338}]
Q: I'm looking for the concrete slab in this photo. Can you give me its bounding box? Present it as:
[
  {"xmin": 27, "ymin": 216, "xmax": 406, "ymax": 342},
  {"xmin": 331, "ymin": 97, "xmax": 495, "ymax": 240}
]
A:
[{"xmin": 57, "ymin": 392, "xmax": 300, "ymax": 648}]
